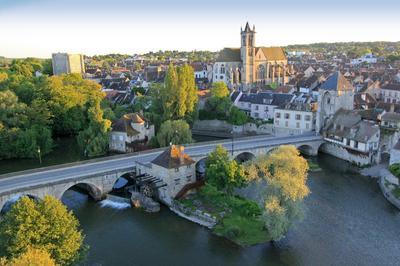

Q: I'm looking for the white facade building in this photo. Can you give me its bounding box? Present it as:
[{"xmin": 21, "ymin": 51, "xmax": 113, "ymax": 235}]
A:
[{"xmin": 274, "ymin": 102, "xmax": 316, "ymax": 135}]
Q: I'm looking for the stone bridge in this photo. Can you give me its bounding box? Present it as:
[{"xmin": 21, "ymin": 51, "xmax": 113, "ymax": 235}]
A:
[{"xmin": 0, "ymin": 134, "xmax": 323, "ymax": 212}]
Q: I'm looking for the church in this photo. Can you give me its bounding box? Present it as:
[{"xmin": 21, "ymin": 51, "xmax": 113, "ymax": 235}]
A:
[{"xmin": 213, "ymin": 22, "xmax": 289, "ymax": 89}]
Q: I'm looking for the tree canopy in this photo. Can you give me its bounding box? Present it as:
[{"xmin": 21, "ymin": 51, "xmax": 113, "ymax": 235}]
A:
[
  {"xmin": 211, "ymin": 82, "xmax": 229, "ymax": 98},
  {"xmin": 244, "ymin": 145, "xmax": 309, "ymax": 240},
  {"xmin": 0, "ymin": 59, "xmax": 111, "ymax": 159},
  {"xmin": 1, "ymin": 247, "xmax": 56, "ymax": 266},
  {"xmin": 0, "ymin": 195, "xmax": 85, "ymax": 265},
  {"xmin": 206, "ymin": 145, "xmax": 246, "ymax": 194},
  {"xmin": 154, "ymin": 120, "xmax": 193, "ymax": 147}
]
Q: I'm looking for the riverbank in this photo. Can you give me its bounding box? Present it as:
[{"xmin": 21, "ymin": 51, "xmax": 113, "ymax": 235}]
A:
[{"xmin": 360, "ymin": 164, "xmax": 400, "ymax": 210}]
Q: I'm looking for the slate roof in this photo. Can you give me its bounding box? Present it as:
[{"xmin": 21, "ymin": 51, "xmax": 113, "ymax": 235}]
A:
[
  {"xmin": 326, "ymin": 109, "xmax": 379, "ymax": 142},
  {"xmin": 320, "ymin": 72, "xmax": 354, "ymax": 91},
  {"xmin": 238, "ymin": 92, "xmax": 293, "ymax": 107},
  {"xmin": 216, "ymin": 48, "xmax": 241, "ymax": 62},
  {"xmin": 381, "ymin": 83, "xmax": 400, "ymax": 91},
  {"xmin": 381, "ymin": 112, "xmax": 400, "ymax": 122},
  {"xmin": 151, "ymin": 145, "xmax": 195, "ymax": 169}
]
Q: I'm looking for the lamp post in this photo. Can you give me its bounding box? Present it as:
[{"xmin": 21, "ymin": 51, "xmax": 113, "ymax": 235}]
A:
[
  {"xmin": 37, "ymin": 146, "xmax": 42, "ymax": 165},
  {"xmin": 230, "ymin": 130, "xmax": 234, "ymax": 156}
]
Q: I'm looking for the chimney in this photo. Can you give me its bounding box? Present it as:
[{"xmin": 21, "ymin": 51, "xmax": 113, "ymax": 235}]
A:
[{"xmin": 179, "ymin": 146, "xmax": 185, "ymax": 164}]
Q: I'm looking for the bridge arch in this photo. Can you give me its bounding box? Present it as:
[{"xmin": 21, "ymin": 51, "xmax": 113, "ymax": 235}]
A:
[
  {"xmin": 297, "ymin": 144, "xmax": 315, "ymax": 156},
  {"xmin": 0, "ymin": 194, "xmax": 40, "ymax": 215},
  {"xmin": 59, "ymin": 182, "xmax": 104, "ymax": 202},
  {"xmin": 235, "ymin": 152, "xmax": 256, "ymax": 163},
  {"xmin": 195, "ymin": 157, "xmax": 207, "ymax": 180}
]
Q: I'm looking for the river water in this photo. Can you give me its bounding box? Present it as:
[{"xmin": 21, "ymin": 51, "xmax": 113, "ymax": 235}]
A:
[{"xmin": 61, "ymin": 154, "xmax": 400, "ymax": 266}]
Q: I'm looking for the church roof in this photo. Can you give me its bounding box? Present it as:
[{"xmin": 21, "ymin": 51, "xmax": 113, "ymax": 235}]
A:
[
  {"xmin": 151, "ymin": 145, "xmax": 195, "ymax": 169},
  {"xmin": 320, "ymin": 71, "xmax": 354, "ymax": 91},
  {"xmin": 258, "ymin": 47, "xmax": 287, "ymax": 61},
  {"xmin": 216, "ymin": 48, "xmax": 241, "ymax": 62},
  {"xmin": 244, "ymin": 22, "xmax": 252, "ymax": 32}
]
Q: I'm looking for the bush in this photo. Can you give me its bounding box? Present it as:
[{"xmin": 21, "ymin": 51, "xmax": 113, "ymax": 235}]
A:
[{"xmin": 389, "ymin": 163, "xmax": 400, "ymax": 178}]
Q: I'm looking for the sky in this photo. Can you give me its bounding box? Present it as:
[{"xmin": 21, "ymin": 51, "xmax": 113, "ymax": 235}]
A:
[{"xmin": 0, "ymin": 0, "xmax": 399, "ymax": 58}]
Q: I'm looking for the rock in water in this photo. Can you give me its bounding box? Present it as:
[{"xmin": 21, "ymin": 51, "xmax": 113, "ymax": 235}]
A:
[{"xmin": 130, "ymin": 192, "xmax": 160, "ymax": 212}]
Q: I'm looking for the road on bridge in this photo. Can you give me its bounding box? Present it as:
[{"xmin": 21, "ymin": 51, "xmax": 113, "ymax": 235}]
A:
[{"xmin": 0, "ymin": 133, "xmax": 322, "ymax": 195}]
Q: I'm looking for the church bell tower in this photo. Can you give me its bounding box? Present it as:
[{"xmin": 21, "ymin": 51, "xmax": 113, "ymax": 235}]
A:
[{"xmin": 240, "ymin": 22, "xmax": 256, "ymax": 88}]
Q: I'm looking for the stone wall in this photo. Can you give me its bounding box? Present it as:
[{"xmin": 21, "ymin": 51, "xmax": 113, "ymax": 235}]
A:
[
  {"xmin": 319, "ymin": 142, "xmax": 371, "ymax": 166},
  {"xmin": 193, "ymin": 120, "xmax": 273, "ymax": 135}
]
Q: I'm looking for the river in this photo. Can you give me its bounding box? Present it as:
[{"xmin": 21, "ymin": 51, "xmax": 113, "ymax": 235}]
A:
[{"xmin": 61, "ymin": 154, "xmax": 400, "ymax": 266}]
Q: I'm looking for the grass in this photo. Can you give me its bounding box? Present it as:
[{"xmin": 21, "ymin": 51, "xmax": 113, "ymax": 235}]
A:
[
  {"xmin": 179, "ymin": 184, "xmax": 270, "ymax": 246},
  {"xmin": 214, "ymin": 214, "xmax": 270, "ymax": 246},
  {"xmin": 307, "ymin": 159, "xmax": 321, "ymax": 171}
]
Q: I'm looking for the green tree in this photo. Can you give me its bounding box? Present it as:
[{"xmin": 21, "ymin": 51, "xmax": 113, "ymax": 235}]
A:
[
  {"xmin": 211, "ymin": 82, "xmax": 229, "ymax": 98},
  {"xmin": 0, "ymin": 195, "xmax": 85, "ymax": 265},
  {"xmin": 155, "ymin": 120, "xmax": 192, "ymax": 147},
  {"xmin": 77, "ymin": 100, "xmax": 111, "ymax": 157},
  {"xmin": 205, "ymin": 145, "xmax": 246, "ymax": 194},
  {"xmin": 244, "ymin": 145, "xmax": 309, "ymax": 240},
  {"xmin": 228, "ymin": 106, "xmax": 248, "ymax": 125},
  {"xmin": 159, "ymin": 63, "xmax": 198, "ymax": 121}
]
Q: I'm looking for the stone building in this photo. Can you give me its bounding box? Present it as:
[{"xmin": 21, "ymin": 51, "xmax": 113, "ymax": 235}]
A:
[
  {"xmin": 321, "ymin": 109, "xmax": 380, "ymax": 165},
  {"xmin": 213, "ymin": 22, "xmax": 289, "ymax": 89},
  {"xmin": 52, "ymin": 53, "xmax": 85, "ymax": 75},
  {"xmin": 316, "ymin": 71, "xmax": 355, "ymax": 133},
  {"xmin": 109, "ymin": 113, "xmax": 154, "ymax": 152},
  {"xmin": 136, "ymin": 145, "xmax": 196, "ymax": 205}
]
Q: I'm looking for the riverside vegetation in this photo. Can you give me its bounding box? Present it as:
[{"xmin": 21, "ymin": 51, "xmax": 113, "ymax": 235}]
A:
[
  {"xmin": 180, "ymin": 145, "xmax": 310, "ymax": 246},
  {"xmin": 0, "ymin": 195, "xmax": 86, "ymax": 265}
]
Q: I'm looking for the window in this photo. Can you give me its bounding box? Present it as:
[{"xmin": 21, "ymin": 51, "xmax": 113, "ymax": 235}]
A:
[
  {"xmin": 305, "ymin": 115, "xmax": 311, "ymax": 121},
  {"xmin": 284, "ymin": 113, "xmax": 290, "ymax": 119},
  {"xmin": 295, "ymin": 114, "xmax": 301, "ymax": 120}
]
